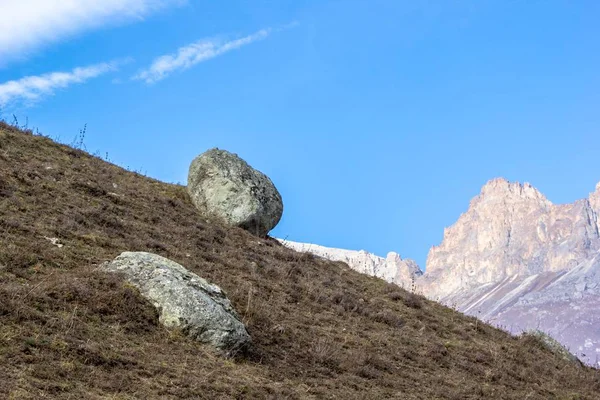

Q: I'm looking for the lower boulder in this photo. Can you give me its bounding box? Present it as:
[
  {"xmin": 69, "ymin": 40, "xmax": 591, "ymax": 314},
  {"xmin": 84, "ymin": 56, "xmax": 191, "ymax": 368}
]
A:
[{"xmin": 102, "ymin": 251, "xmax": 250, "ymax": 352}]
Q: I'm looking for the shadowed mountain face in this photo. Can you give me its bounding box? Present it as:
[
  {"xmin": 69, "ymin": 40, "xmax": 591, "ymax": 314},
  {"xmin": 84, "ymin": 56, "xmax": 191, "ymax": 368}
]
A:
[{"xmin": 419, "ymin": 178, "xmax": 600, "ymax": 366}]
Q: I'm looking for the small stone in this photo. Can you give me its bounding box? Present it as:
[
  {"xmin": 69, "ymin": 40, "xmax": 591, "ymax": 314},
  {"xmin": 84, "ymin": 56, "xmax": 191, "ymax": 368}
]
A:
[{"xmin": 43, "ymin": 236, "xmax": 63, "ymax": 248}]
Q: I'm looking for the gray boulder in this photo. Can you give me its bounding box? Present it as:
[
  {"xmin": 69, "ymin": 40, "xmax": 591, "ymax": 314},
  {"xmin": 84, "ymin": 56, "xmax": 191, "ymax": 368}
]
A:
[
  {"xmin": 187, "ymin": 148, "xmax": 283, "ymax": 237},
  {"xmin": 102, "ymin": 251, "xmax": 250, "ymax": 352}
]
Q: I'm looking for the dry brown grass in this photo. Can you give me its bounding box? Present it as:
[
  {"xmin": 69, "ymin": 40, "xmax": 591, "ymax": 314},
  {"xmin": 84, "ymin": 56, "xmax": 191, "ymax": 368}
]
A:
[{"xmin": 0, "ymin": 121, "xmax": 599, "ymax": 399}]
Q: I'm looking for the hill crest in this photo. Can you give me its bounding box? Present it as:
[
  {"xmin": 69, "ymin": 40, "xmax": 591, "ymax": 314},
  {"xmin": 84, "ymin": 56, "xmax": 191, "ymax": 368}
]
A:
[{"xmin": 0, "ymin": 122, "xmax": 598, "ymax": 399}]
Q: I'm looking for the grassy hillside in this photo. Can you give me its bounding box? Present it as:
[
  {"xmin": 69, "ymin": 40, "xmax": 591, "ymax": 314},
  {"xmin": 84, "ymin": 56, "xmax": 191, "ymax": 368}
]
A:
[{"xmin": 0, "ymin": 122, "xmax": 598, "ymax": 399}]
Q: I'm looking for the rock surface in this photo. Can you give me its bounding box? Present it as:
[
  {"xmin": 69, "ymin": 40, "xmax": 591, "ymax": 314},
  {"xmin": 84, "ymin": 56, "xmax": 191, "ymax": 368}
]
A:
[
  {"xmin": 102, "ymin": 251, "xmax": 250, "ymax": 351},
  {"xmin": 418, "ymin": 178, "xmax": 600, "ymax": 366},
  {"xmin": 187, "ymin": 149, "xmax": 283, "ymax": 237},
  {"xmin": 279, "ymin": 240, "xmax": 422, "ymax": 289}
]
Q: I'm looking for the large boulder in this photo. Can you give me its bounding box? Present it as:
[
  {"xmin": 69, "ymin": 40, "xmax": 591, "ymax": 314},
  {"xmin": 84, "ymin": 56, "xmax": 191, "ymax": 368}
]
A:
[
  {"xmin": 102, "ymin": 252, "xmax": 251, "ymax": 352},
  {"xmin": 187, "ymin": 149, "xmax": 283, "ymax": 237}
]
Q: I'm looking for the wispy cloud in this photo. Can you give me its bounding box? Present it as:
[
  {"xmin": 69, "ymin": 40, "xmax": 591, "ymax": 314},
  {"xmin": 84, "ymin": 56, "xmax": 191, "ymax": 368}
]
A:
[
  {"xmin": 133, "ymin": 28, "xmax": 272, "ymax": 84},
  {"xmin": 0, "ymin": 62, "xmax": 121, "ymax": 108},
  {"xmin": 0, "ymin": 0, "xmax": 184, "ymax": 65}
]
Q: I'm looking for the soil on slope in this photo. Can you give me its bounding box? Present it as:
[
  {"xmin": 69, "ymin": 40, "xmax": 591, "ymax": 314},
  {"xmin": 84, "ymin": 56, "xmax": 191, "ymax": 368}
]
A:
[{"xmin": 0, "ymin": 122, "xmax": 598, "ymax": 399}]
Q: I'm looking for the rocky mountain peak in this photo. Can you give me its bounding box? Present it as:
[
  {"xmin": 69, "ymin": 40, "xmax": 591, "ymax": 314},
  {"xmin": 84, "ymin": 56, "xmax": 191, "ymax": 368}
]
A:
[
  {"xmin": 421, "ymin": 179, "xmax": 600, "ymax": 299},
  {"xmin": 418, "ymin": 178, "xmax": 600, "ymax": 365},
  {"xmin": 475, "ymin": 177, "xmax": 550, "ymax": 207},
  {"xmin": 278, "ymin": 241, "xmax": 422, "ymax": 289}
]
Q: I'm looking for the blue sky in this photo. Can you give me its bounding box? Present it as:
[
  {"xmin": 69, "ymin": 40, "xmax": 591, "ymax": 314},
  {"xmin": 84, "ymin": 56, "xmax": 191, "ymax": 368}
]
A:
[{"xmin": 1, "ymin": 0, "xmax": 599, "ymax": 268}]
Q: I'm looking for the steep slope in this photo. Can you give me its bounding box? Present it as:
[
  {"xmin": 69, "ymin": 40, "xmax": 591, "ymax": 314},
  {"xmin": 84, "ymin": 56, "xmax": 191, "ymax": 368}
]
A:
[
  {"xmin": 0, "ymin": 123, "xmax": 599, "ymax": 399},
  {"xmin": 279, "ymin": 240, "xmax": 422, "ymax": 290},
  {"xmin": 419, "ymin": 178, "xmax": 600, "ymax": 366}
]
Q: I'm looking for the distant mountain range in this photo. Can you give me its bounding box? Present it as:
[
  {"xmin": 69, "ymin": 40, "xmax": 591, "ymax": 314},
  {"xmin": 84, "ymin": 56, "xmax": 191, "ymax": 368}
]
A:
[
  {"xmin": 282, "ymin": 178, "xmax": 600, "ymax": 366},
  {"xmin": 279, "ymin": 240, "xmax": 422, "ymax": 290}
]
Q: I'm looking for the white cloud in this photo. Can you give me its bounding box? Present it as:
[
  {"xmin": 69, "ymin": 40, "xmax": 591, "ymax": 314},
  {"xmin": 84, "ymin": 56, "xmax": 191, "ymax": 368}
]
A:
[
  {"xmin": 134, "ymin": 28, "xmax": 272, "ymax": 84},
  {"xmin": 0, "ymin": 62, "xmax": 120, "ymax": 108},
  {"xmin": 0, "ymin": 0, "xmax": 184, "ymax": 65}
]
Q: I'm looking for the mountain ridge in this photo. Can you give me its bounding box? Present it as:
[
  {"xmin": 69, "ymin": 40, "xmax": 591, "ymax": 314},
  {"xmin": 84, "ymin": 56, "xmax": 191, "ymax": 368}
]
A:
[{"xmin": 279, "ymin": 239, "xmax": 422, "ymax": 290}]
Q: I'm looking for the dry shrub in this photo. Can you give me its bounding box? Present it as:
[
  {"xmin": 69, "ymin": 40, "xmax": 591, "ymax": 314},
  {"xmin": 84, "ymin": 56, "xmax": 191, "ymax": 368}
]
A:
[
  {"xmin": 403, "ymin": 292, "xmax": 423, "ymax": 309},
  {"xmin": 310, "ymin": 337, "xmax": 343, "ymax": 370}
]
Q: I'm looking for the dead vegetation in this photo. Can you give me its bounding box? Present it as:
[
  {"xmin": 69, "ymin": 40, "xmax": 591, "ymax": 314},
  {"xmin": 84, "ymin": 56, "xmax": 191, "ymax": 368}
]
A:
[{"xmin": 0, "ymin": 121, "xmax": 599, "ymax": 399}]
